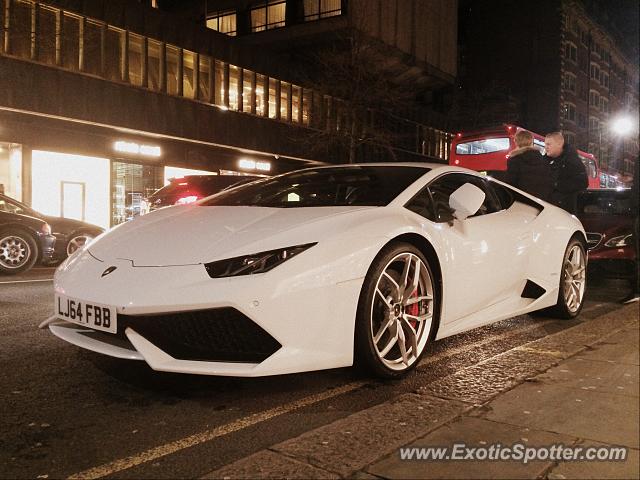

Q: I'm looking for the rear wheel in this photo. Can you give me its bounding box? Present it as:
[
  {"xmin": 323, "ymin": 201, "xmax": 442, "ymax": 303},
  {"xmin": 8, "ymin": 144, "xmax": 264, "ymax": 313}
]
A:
[
  {"xmin": 0, "ymin": 229, "xmax": 39, "ymax": 274},
  {"xmin": 550, "ymin": 239, "xmax": 587, "ymax": 319},
  {"xmin": 355, "ymin": 243, "xmax": 438, "ymax": 378}
]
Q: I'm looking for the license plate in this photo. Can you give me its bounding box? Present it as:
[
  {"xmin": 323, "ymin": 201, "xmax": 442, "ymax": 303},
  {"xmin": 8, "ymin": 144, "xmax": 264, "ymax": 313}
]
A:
[{"xmin": 54, "ymin": 294, "xmax": 117, "ymax": 334}]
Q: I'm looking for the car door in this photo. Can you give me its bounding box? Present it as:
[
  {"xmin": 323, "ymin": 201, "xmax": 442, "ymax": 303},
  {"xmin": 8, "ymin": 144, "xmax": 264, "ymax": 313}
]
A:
[{"xmin": 407, "ymin": 173, "xmax": 533, "ymax": 326}]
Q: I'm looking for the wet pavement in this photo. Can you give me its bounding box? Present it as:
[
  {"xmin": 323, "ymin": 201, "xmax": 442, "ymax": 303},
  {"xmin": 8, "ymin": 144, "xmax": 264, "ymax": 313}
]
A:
[{"xmin": 0, "ymin": 268, "xmax": 636, "ymax": 479}]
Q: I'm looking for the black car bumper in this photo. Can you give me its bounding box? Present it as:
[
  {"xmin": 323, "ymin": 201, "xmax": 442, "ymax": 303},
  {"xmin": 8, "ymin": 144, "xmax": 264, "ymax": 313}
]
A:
[{"xmin": 38, "ymin": 234, "xmax": 56, "ymax": 262}]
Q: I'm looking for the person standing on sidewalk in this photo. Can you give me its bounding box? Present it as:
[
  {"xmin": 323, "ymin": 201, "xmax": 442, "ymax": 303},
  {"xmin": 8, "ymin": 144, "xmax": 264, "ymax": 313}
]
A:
[
  {"xmin": 544, "ymin": 132, "xmax": 588, "ymax": 215},
  {"xmin": 506, "ymin": 130, "xmax": 553, "ymax": 201},
  {"xmin": 622, "ymin": 160, "xmax": 639, "ymax": 304}
]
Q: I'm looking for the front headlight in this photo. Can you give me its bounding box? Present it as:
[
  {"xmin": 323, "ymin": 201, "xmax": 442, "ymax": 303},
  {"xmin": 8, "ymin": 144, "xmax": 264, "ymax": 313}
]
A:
[
  {"xmin": 604, "ymin": 234, "xmax": 633, "ymax": 248},
  {"xmin": 204, "ymin": 243, "xmax": 317, "ymax": 278}
]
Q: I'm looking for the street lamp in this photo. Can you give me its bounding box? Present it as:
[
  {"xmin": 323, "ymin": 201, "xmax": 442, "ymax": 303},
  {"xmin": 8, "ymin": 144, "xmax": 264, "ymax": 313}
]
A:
[{"xmin": 610, "ymin": 116, "xmax": 635, "ymax": 136}]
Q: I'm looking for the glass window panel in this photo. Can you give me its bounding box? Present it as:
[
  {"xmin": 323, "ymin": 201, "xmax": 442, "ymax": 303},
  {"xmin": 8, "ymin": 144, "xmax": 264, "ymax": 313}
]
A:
[
  {"xmin": 304, "ymin": 0, "xmax": 319, "ymax": 20},
  {"xmin": 320, "ymin": 0, "xmax": 341, "ymax": 17},
  {"xmin": 243, "ymin": 69, "xmax": 254, "ymax": 113},
  {"xmin": 267, "ymin": 1, "xmax": 286, "ymax": 29},
  {"xmin": 205, "ymin": 17, "xmax": 218, "ymax": 30},
  {"xmin": 256, "ymin": 74, "xmax": 266, "ymax": 116},
  {"xmin": 61, "ymin": 13, "xmax": 80, "ymax": 70},
  {"xmin": 198, "ymin": 55, "xmax": 211, "ymax": 102},
  {"xmin": 268, "ymin": 77, "xmax": 277, "ymax": 118},
  {"xmin": 214, "ymin": 60, "xmax": 225, "ymax": 106},
  {"xmin": 147, "ymin": 39, "xmax": 161, "ymax": 90},
  {"xmin": 105, "ymin": 26, "xmax": 123, "ymax": 82},
  {"xmin": 280, "ymin": 81, "xmax": 290, "ymax": 121},
  {"xmin": 183, "ymin": 49, "xmax": 196, "ymax": 99},
  {"xmin": 128, "ymin": 33, "xmax": 144, "ymax": 86},
  {"xmin": 228, "ymin": 65, "xmax": 239, "ymax": 110},
  {"xmin": 83, "ymin": 20, "xmax": 103, "ymax": 76},
  {"xmin": 291, "ymin": 85, "xmax": 301, "ymax": 123},
  {"xmin": 251, "ymin": 7, "xmax": 266, "ymax": 32},
  {"xmin": 9, "ymin": 0, "xmax": 32, "ymax": 58},
  {"xmin": 37, "ymin": 5, "xmax": 57, "ymax": 65},
  {"xmin": 166, "ymin": 44, "xmax": 179, "ymax": 95},
  {"xmin": 302, "ymin": 88, "xmax": 311, "ymax": 125},
  {"xmin": 219, "ymin": 13, "xmax": 236, "ymax": 36}
]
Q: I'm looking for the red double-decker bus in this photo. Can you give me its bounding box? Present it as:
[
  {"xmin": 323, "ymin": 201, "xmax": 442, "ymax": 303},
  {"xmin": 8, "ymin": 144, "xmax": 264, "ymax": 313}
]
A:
[{"xmin": 449, "ymin": 125, "xmax": 600, "ymax": 189}]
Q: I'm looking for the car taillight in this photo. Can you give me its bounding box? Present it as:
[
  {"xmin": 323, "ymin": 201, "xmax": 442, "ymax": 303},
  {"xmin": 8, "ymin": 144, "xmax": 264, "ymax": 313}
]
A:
[
  {"xmin": 41, "ymin": 223, "xmax": 52, "ymax": 235},
  {"xmin": 175, "ymin": 195, "xmax": 199, "ymax": 205}
]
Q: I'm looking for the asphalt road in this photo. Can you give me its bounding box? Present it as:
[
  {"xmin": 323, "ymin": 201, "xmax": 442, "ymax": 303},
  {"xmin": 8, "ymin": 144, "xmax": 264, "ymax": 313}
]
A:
[{"xmin": 0, "ymin": 267, "xmax": 632, "ymax": 479}]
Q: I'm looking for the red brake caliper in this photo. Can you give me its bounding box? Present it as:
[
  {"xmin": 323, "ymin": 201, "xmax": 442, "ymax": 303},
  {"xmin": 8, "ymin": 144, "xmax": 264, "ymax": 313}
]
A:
[{"xmin": 406, "ymin": 289, "xmax": 419, "ymax": 329}]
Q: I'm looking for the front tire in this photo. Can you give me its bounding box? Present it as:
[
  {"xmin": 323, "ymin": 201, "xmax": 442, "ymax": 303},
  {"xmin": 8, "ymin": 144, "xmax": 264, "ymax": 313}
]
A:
[
  {"xmin": 355, "ymin": 243, "xmax": 438, "ymax": 378},
  {"xmin": 0, "ymin": 229, "xmax": 39, "ymax": 274},
  {"xmin": 550, "ymin": 238, "xmax": 587, "ymax": 319},
  {"xmin": 65, "ymin": 230, "xmax": 96, "ymax": 257}
]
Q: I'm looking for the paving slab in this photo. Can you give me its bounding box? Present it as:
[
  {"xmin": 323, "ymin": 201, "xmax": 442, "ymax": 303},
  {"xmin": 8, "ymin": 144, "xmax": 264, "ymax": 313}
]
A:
[
  {"xmin": 202, "ymin": 450, "xmax": 338, "ymax": 479},
  {"xmin": 574, "ymin": 342, "xmax": 640, "ymax": 366},
  {"xmin": 421, "ymin": 349, "xmax": 560, "ymax": 405},
  {"xmin": 478, "ymin": 382, "xmax": 639, "ymax": 449},
  {"xmin": 367, "ymin": 416, "xmax": 578, "ymax": 479},
  {"xmin": 271, "ymin": 394, "xmax": 469, "ymax": 478},
  {"xmin": 535, "ymin": 357, "xmax": 639, "ymax": 397},
  {"xmin": 546, "ymin": 443, "xmax": 639, "ymax": 480}
]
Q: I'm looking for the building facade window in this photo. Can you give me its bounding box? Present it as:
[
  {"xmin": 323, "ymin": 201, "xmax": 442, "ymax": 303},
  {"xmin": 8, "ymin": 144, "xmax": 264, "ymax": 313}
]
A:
[
  {"xmin": 83, "ymin": 20, "xmax": 104, "ymax": 77},
  {"xmin": 128, "ymin": 33, "xmax": 144, "ymax": 87},
  {"xmin": 600, "ymin": 72, "xmax": 609, "ymax": 88},
  {"xmin": 600, "ymin": 97, "xmax": 608, "ymax": 113},
  {"xmin": 589, "ymin": 90, "xmax": 599, "ymax": 107},
  {"xmin": 61, "ymin": 12, "xmax": 81, "ymax": 71},
  {"xmin": 564, "ymin": 103, "xmax": 576, "ymax": 122},
  {"xmin": 198, "ymin": 55, "xmax": 212, "ymax": 102},
  {"xmin": 105, "ymin": 26, "xmax": 125, "ymax": 82},
  {"xmin": 166, "ymin": 44, "xmax": 180, "ymax": 96},
  {"xmin": 206, "ymin": 10, "xmax": 237, "ymax": 36},
  {"xmin": 303, "ymin": 0, "xmax": 342, "ymax": 21},
  {"xmin": 580, "ymin": 29, "xmax": 589, "ymax": 46},
  {"xmin": 564, "ymin": 73, "xmax": 576, "ymax": 93},
  {"xmin": 564, "ymin": 42, "xmax": 577, "ymax": 63},
  {"xmin": 183, "ymin": 49, "xmax": 196, "ymax": 99},
  {"xmin": 147, "ymin": 39, "xmax": 162, "ymax": 91},
  {"xmin": 36, "ymin": 5, "xmax": 58, "ymax": 66},
  {"xmin": 250, "ymin": 0, "xmax": 286, "ymax": 32},
  {"xmin": 577, "ymin": 112, "xmax": 587, "ymax": 128},
  {"xmin": 590, "ymin": 63, "xmax": 600, "ymax": 81},
  {"xmin": 589, "ymin": 116, "xmax": 599, "ymax": 131}
]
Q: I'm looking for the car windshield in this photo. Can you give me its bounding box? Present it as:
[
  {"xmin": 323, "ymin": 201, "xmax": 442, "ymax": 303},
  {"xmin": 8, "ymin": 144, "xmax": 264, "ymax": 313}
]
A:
[
  {"xmin": 577, "ymin": 191, "xmax": 633, "ymax": 216},
  {"xmin": 199, "ymin": 166, "xmax": 429, "ymax": 208}
]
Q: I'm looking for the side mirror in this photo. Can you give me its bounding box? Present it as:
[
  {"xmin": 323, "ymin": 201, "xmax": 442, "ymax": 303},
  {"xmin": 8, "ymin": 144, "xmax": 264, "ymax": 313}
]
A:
[{"xmin": 449, "ymin": 183, "xmax": 485, "ymax": 220}]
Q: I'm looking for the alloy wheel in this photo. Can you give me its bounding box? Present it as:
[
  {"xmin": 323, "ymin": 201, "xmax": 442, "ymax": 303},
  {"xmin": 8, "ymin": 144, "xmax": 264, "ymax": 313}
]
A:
[
  {"xmin": 562, "ymin": 244, "xmax": 586, "ymax": 314},
  {"xmin": 370, "ymin": 252, "xmax": 434, "ymax": 370},
  {"xmin": 66, "ymin": 234, "xmax": 94, "ymax": 256},
  {"xmin": 0, "ymin": 235, "xmax": 32, "ymax": 269}
]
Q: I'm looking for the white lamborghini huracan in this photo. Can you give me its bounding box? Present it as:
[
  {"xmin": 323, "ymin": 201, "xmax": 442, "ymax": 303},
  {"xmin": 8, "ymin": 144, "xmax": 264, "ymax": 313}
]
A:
[{"xmin": 40, "ymin": 164, "xmax": 587, "ymax": 378}]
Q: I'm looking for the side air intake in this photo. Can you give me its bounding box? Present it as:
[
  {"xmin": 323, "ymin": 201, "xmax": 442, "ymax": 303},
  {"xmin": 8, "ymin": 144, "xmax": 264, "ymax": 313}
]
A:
[{"xmin": 521, "ymin": 280, "xmax": 546, "ymax": 299}]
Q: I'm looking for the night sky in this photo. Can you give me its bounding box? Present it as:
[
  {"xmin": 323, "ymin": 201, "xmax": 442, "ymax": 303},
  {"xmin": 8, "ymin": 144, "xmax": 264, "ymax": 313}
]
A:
[{"xmin": 588, "ymin": 0, "xmax": 639, "ymax": 60}]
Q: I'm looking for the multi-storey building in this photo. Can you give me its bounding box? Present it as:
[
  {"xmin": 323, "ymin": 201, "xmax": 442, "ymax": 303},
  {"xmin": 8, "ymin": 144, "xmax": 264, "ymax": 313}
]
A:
[
  {"xmin": 560, "ymin": 0, "xmax": 639, "ymax": 180},
  {"xmin": 456, "ymin": 0, "xmax": 638, "ymax": 183},
  {"xmin": 0, "ymin": 0, "xmax": 457, "ymax": 228}
]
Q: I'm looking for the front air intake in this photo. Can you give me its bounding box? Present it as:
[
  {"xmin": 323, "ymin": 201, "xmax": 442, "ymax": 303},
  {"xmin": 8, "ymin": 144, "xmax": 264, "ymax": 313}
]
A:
[{"xmin": 117, "ymin": 308, "xmax": 281, "ymax": 363}]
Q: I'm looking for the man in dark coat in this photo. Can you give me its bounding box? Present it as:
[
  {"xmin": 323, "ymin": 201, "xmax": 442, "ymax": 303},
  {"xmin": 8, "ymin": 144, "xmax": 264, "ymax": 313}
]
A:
[
  {"xmin": 544, "ymin": 132, "xmax": 588, "ymax": 214},
  {"xmin": 506, "ymin": 130, "xmax": 552, "ymax": 201}
]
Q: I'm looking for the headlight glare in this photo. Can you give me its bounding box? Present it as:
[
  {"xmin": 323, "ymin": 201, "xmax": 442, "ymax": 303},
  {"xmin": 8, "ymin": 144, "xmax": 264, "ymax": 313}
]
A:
[{"xmin": 204, "ymin": 243, "xmax": 317, "ymax": 278}]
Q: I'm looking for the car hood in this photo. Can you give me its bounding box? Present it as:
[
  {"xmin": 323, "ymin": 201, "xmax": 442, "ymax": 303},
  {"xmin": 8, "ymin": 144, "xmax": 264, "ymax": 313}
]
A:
[{"xmin": 88, "ymin": 204, "xmax": 375, "ymax": 266}]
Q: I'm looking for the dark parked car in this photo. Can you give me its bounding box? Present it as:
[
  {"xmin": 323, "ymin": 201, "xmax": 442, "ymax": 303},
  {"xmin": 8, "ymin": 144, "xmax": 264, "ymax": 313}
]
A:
[
  {"xmin": 576, "ymin": 188, "xmax": 635, "ymax": 276},
  {"xmin": 0, "ymin": 193, "xmax": 104, "ymax": 264},
  {"xmin": 0, "ymin": 196, "xmax": 55, "ymax": 274},
  {"xmin": 147, "ymin": 174, "xmax": 261, "ymax": 211}
]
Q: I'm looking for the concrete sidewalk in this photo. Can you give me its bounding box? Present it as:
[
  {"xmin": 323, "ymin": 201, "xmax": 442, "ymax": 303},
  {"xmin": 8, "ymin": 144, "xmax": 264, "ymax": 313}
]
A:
[{"xmin": 205, "ymin": 304, "xmax": 639, "ymax": 480}]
